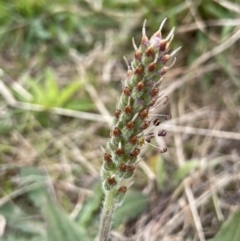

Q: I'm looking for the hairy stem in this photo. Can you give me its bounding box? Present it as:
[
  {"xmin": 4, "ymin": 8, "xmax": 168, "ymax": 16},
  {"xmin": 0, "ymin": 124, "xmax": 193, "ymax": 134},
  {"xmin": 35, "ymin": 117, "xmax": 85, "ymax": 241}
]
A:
[{"xmin": 99, "ymin": 190, "xmax": 116, "ymax": 241}]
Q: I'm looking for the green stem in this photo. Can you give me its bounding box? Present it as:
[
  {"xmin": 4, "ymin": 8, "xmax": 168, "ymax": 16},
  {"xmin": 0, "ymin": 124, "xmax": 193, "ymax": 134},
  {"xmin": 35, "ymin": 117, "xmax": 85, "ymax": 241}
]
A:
[{"xmin": 99, "ymin": 190, "xmax": 116, "ymax": 241}]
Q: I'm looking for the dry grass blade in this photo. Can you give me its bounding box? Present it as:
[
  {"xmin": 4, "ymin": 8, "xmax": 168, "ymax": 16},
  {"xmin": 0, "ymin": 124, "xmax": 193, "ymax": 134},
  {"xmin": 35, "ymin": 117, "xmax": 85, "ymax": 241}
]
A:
[
  {"xmin": 0, "ymin": 181, "xmax": 48, "ymax": 207},
  {"xmin": 213, "ymin": 0, "xmax": 240, "ymax": 13},
  {"xmin": 190, "ymin": 28, "xmax": 240, "ymax": 69},
  {"xmin": 152, "ymin": 172, "xmax": 239, "ymax": 239},
  {"xmin": 172, "ymin": 100, "xmax": 205, "ymax": 241},
  {"xmin": 177, "ymin": 19, "xmax": 240, "ymax": 33}
]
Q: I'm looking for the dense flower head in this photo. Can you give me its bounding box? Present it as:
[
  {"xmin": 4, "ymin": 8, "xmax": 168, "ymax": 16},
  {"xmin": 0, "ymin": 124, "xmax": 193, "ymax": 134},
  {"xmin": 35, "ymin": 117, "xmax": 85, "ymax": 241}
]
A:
[{"xmin": 101, "ymin": 19, "xmax": 180, "ymax": 204}]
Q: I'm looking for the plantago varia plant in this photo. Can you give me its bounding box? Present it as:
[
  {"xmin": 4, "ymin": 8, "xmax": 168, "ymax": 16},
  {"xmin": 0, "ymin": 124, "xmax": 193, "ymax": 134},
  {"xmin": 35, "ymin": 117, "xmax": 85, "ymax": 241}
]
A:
[{"xmin": 99, "ymin": 19, "xmax": 181, "ymax": 241}]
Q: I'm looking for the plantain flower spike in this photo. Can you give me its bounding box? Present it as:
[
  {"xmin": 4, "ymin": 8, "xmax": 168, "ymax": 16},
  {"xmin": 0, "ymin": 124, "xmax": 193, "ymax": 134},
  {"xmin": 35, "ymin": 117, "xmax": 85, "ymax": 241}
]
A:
[{"xmin": 101, "ymin": 18, "xmax": 180, "ymax": 205}]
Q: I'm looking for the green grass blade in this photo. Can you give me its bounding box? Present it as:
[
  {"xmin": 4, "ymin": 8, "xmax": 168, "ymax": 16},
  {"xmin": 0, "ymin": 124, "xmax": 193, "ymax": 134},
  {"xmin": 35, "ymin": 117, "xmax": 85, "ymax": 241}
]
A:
[
  {"xmin": 56, "ymin": 79, "xmax": 85, "ymax": 107},
  {"xmin": 43, "ymin": 68, "xmax": 60, "ymax": 105},
  {"xmin": 19, "ymin": 167, "xmax": 91, "ymax": 241}
]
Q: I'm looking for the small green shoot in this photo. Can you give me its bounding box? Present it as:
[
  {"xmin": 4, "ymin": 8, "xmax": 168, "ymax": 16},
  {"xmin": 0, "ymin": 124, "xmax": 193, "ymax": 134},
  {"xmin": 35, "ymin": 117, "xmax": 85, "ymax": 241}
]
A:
[{"xmin": 15, "ymin": 68, "xmax": 94, "ymax": 111}]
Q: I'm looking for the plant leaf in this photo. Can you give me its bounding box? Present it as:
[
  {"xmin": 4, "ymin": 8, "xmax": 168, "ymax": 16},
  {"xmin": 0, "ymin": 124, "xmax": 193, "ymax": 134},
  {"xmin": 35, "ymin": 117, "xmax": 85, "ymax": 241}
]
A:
[
  {"xmin": 64, "ymin": 99, "xmax": 95, "ymax": 111},
  {"xmin": 19, "ymin": 167, "xmax": 91, "ymax": 241},
  {"xmin": 43, "ymin": 68, "xmax": 59, "ymax": 105},
  {"xmin": 56, "ymin": 79, "xmax": 85, "ymax": 107},
  {"xmin": 78, "ymin": 183, "xmax": 103, "ymax": 228},
  {"xmin": 209, "ymin": 208, "xmax": 240, "ymax": 241},
  {"xmin": 113, "ymin": 190, "xmax": 148, "ymax": 227},
  {"xmin": 44, "ymin": 200, "xmax": 91, "ymax": 241},
  {"xmin": 172, "ymin": 160, "xmax": 200, "ymax": 184},
  {"xmin": 26, "ymin": 77, "xmax": 45, "ymax": 104},
  {"xmin": 0, "ymin": 202, "xmax": 45, "ymax": 237}
]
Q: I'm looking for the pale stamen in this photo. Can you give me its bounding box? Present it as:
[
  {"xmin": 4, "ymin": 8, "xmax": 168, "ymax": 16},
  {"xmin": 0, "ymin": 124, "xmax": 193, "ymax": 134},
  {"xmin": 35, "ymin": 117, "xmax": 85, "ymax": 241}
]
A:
[
  {"xmin": 132, "ymin": 37, "xmax": 138, "ymax": 51},
  {"xmin": 166, "ymin": 27, "xmax": 175, "ymax": 41},
  {"xmin": 142, "ymin": 19, "xmax": 147, "ymax": 36},
  {"xmin": 170, "ymin": 46, "xmax": 182, "ymax": 57},
  {"xmin": 159, "ymin": 18, "xmax": 167, "ymax": 33}
]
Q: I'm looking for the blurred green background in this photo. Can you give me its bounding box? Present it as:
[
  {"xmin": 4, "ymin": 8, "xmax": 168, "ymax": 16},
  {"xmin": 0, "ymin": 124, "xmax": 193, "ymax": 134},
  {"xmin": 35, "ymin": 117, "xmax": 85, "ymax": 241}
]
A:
[{"xmin": 0, "ymin": 0, "xmax": 240, "ymax": 241}]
